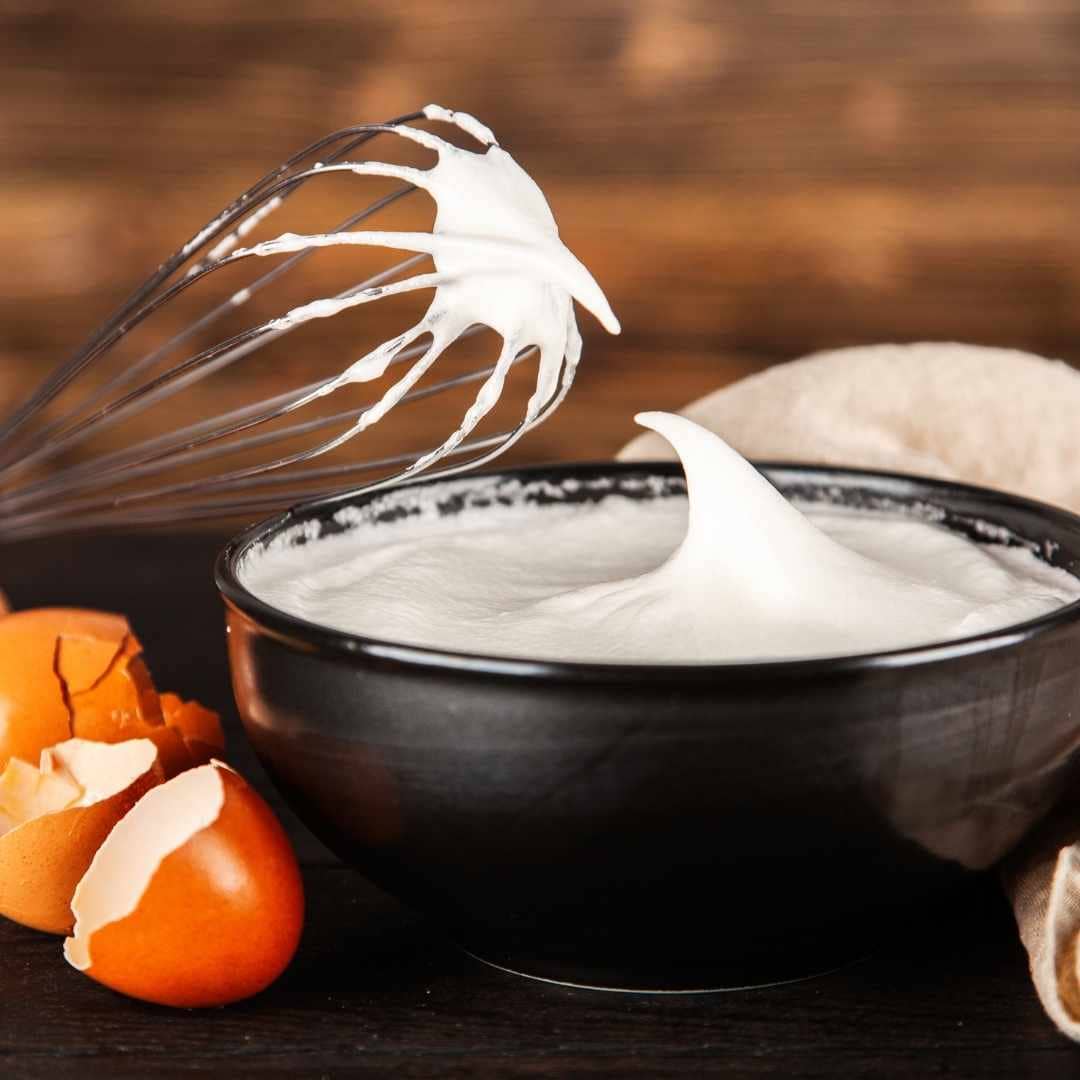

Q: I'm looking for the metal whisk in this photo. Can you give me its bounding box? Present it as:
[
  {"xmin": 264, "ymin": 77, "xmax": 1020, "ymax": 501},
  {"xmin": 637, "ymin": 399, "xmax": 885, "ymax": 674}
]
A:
[{"xmin": 0, "ymin": 104, "xmax": 619, "ymax": 541}]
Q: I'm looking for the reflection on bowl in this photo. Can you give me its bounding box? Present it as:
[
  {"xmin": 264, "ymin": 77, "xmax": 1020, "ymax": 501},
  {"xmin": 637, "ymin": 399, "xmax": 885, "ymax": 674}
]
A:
[{"xmin": 215, "ymin": 462, "xmax": 1080, "ymax": 991}]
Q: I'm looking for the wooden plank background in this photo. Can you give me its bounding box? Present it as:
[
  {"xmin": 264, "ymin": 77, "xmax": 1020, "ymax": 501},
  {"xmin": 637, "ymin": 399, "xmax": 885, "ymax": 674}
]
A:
[{"xmin": 2, "ymin": 0, "xmax": 1080, "ymax": 478}]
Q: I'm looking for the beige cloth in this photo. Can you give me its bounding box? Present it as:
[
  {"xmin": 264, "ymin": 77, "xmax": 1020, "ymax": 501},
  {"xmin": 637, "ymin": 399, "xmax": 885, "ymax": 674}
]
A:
[
  {"xmin": 617, "ymin": 341, "xmax": 1080, "ymax": 1038},
  {"xmin": 1002, "ymin": 808, "xmax": 1080, "ymax": 1039},
  {"xmin": 619, "ymin": 342, "xmax": 1080, "ymax": 515}
]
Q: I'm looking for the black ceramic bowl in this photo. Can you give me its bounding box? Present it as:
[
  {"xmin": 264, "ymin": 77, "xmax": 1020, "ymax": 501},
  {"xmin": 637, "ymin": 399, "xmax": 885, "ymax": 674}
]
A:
[{"xmin": 216, "ymin": 462, "xmax": 1080, "ymax": 991}]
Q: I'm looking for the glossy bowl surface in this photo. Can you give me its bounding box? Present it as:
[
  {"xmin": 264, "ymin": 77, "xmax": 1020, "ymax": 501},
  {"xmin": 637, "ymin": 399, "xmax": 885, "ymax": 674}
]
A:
[{"xmin": 216, "ymin": 462, "xmax": 1080, "ymax": 990}]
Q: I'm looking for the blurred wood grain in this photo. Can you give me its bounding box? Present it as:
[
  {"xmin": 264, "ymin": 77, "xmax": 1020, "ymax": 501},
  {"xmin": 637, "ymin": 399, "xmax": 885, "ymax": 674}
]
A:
[{"xmin": 2, "ymin": 0, "xmax": 1080, "ymax": 479}]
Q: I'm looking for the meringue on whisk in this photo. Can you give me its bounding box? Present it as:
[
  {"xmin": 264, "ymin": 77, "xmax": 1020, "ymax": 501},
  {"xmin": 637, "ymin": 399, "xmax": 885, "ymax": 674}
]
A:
[{"xmin": 0, "ymin": 105, "xmax": 619, "ymax": 539}]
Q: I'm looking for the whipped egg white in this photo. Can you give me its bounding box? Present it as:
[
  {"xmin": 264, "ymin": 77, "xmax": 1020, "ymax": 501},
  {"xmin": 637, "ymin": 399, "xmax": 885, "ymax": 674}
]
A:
[{"xmin": 241, "ymin": 413, "xmax": 1080, "ymax": 663}]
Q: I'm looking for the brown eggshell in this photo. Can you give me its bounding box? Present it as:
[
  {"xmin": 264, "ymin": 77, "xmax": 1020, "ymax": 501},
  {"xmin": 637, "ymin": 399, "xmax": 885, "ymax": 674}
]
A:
[
  {"xmin": 0, "ymin": 609, "xmax": 149, "ymax": 771},
  {"xmin": 0, "ymin": 739, "xmax": 162, "ymax": 934},
  {"xmin": 140, "ymin": 724, "xmax": 196, "ymax": 780},
  {"xmin": 0, "ymin": 608, "xmax": 225, "ymax": 779},
  {"xmin": 159, "ymin": 693, "xmax": 226, "ymax": 769},
  {"xmin": 65, "ymin": 762, "xmax": 304, "ymax": 1007},
  {"xmin": 67, "ymin": 645, "xmax": 163, "ymax": 742}
]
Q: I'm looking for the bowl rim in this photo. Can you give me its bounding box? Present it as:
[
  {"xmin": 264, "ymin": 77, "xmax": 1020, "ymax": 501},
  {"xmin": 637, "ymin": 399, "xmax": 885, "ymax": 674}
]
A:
[{"xmin": 215, "ymin": 459, "xmax": 1080, "ymax": 683}]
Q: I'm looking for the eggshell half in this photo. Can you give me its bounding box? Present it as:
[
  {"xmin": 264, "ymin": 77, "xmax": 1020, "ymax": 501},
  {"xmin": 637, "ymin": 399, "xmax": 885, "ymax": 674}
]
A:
[
  {"xmin": 65, "ymin": 762, "xmax": 304, "ymax": 1007},
  {"xmin": 0, "ymin": 738, "xmax": 162, "ymax": 933}
]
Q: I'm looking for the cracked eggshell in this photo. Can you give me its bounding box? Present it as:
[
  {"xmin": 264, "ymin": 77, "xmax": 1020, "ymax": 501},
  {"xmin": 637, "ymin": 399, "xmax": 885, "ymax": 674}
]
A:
[
  {"xmin": 65, "ymin": 761, "xmax": 304, "ymax": 1008},
  {"xmin": 159, "ymin": 693, "xmax": 225, "ymax": 770},
  {"xmin": 0, "ymin": 738, "xmax": 162, "ymax": 934},
  {"xmin": 0, "ymin": 608, "xmax": 224, "ymax": 779},
  {"xmin": 0, "ymin": 608, "xmax": 158, "ymax": 771}
]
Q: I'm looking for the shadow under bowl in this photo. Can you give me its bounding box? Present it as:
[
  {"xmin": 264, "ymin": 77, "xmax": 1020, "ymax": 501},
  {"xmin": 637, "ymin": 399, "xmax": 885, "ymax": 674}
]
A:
[{"xmin": 216, "ymin": 461, "xmax": 1080, "ymax": 991}]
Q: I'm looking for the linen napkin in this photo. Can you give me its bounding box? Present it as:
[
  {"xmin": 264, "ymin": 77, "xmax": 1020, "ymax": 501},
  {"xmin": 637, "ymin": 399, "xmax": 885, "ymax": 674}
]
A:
[
  {"xmin": 617, "ymin": 341, "xmax": 1080, "ymax": 1037},
  {"xmin": 1002, "ymin": 806, "xmax": 1080, "ymax": 1039}
]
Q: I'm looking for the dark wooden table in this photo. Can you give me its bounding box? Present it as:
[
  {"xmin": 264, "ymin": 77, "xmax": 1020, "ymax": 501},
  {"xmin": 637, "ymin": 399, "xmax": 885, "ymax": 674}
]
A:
[{"xmin": 1, "ymin": 531, "xmax": 1078, "ymax": 1079}]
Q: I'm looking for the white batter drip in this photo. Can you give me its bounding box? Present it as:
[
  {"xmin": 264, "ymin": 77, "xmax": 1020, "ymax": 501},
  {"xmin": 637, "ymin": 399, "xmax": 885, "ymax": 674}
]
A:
[{"xmin": 242, "ymin": 412, "xmax": 1080, "ymax": 663}]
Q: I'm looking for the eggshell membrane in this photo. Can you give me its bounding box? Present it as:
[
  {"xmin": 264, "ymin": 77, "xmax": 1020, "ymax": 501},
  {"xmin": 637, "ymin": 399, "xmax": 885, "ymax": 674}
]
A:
[
  {"xmin": 0, "ymin": 757, "xmax": 80, "ymax": 829},
  {"xmin": 0, "ymin": 738, "xmax": 161, "ymax": 934},
  {"xmin": 65, "ymin": 762, "xmax": 304, "ymax": 1008}
]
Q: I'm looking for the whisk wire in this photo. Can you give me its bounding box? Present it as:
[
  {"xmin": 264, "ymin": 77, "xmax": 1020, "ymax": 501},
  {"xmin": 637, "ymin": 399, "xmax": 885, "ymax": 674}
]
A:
[
  {"xmin": 0, "ymin": 113, "xmax": 426, "ymax": 459},
  {"xmin": 0, "ymin": 106, "xmax": 611, "ymax": 541}
]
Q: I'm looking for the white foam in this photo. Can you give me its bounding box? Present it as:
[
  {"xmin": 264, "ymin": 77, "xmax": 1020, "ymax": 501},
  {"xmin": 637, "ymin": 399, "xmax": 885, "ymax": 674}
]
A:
[{"xmin": 241, "ymin": 414, "xmax": 1080, "ymax": 663}]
